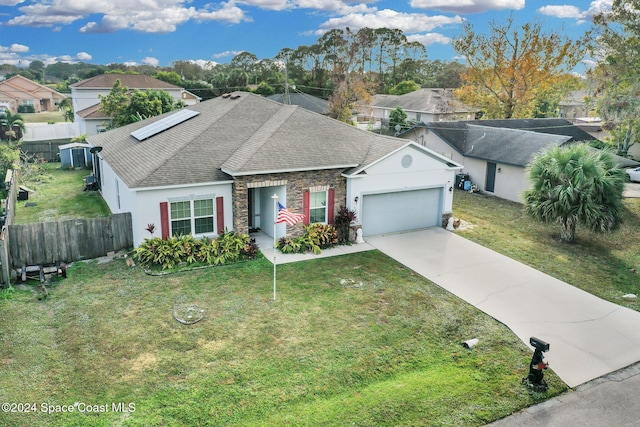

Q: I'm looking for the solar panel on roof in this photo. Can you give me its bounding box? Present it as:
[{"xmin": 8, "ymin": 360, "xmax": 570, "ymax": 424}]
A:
[{"xmin": 130, "ymin": 109, "xmax": 200, "ymax": 141}]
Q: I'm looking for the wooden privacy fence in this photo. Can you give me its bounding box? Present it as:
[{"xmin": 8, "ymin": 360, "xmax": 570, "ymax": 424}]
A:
[{"xmin": 7, "ymin": 213, "xmax": 133, "ymax": 271}]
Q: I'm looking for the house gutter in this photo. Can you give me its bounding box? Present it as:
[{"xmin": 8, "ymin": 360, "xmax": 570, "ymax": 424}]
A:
[{"xmin": 221, "ymin": 164, "xmax": 359, "ymax": 177}]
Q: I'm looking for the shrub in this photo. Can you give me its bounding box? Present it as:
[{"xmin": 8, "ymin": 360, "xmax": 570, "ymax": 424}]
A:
[
  {"xmin": 276, "ymin": 223, "xmax": 338, "ymax": 254},
  {"xmin": 333, "ymin": 206, "xmax": 357, "ymax": 244},
  {"xmin": 17, "ymin": 105, "xmax": 35, "ymax": 113},
  {"xmin": 134, "ymin": 231, "xmax": 259, "ymax": 270}
]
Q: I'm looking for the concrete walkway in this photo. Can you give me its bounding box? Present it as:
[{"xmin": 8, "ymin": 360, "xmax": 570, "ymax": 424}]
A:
[{"xmin": 366, "ymin": 228, "xmax": 640, "ymax": 388}]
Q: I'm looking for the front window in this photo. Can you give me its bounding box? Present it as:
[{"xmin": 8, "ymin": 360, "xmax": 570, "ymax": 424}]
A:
[
  {"xmin": 309, "ymin": 191, "xmax": 327, "ymax": 224},
  {"xmin": 170, "ymin": 198, "xmax": 214, "ymax": 236}
]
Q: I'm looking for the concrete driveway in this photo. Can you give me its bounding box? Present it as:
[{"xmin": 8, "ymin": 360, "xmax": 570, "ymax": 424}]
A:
[
  {"xmin": 367, "ymin": 228, "xmax": 640, "ymax": 388},
  {"xmin": 625, "ymin": 182, "xmax": 640, "ymax": 198}
]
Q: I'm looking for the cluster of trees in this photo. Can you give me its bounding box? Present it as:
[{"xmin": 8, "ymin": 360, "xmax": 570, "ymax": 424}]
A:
[{"xmin": 98, "ymin": 80, "xmax": 183, "ymax": 129}]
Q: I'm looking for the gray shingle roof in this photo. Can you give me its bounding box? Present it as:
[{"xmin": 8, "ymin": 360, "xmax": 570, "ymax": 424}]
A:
[
  {"xmin": 464, "ymin": 125, "xmax": 570, "ymax": 166},
  {"xmin": 266, "ymin": 92, "xmax": 329, "ymax": 115},
  {"xmin": 71, "ymin": 74, "xmax": 181, "ymax": 90},
  {"xmin": 88, "ymin": 92, "xmax": 411, "ymax": 189},
  {"xmin": 371, "ymin": 88, "xmax": 477, "ymax": 114},
  {"xmin": 425, "ymin": 118, "xmax": 603, "ymax": 167}
]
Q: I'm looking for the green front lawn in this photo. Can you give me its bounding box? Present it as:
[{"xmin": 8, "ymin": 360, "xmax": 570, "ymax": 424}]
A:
[
  {"xmin": 13, "ymin": 163, "xmax": 111, "ymax": 224},
  {"xmin": 453, "ymin": 190, "xmax": 640, "ymax": 312},
  {"xmin": 0, "ymin": 253, "xmax": 565, "ymax": 426},
  {"xmin": 20, "ymin": 111, "xmax": 67, "ymax": 124}
]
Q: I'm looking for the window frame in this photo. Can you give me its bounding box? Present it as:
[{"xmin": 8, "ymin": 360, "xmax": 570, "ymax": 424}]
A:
[
  {"xmin": 308, "ymin": 190, "xmax": 328, "ymax": 224},
  {"xmin": 169, "ymin": 196, "xmax": 216, "ymax": 237}
]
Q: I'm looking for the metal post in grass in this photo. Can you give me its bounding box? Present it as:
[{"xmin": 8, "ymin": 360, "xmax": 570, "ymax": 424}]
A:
[{"xmin": 272, "ymin": 193, "xmax": 278, "ymax": 301}]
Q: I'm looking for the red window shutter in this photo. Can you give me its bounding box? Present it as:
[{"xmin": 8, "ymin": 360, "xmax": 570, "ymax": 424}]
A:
[
  {"xmin": 327, "ymin": 188, "xmax": 335, "ymax": 225},
  {"xmin": 160, "ymin": 202, "xmax": 169, "ymax": 239},
  {"xmin": 303, "ymin": 191, "xmax": 310, "ymax": 226},
  {"xmin": 216, "ymin": 196, "xmax": 224, "ymax": 234}
]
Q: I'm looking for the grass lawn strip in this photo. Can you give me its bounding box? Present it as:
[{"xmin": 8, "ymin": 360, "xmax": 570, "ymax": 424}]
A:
[
  {"xmin": 453, "ymin": 190, "xmax": 640, "ymax": 312},
  {"xmin": 0, "ymin": 252, "xmax": 565, "ymax": 426}
]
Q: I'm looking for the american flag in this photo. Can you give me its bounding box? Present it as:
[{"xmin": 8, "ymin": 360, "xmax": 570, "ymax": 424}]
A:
[{"xmin": 276, "ymin": 202, "xmax": 305, "ymax": 225}]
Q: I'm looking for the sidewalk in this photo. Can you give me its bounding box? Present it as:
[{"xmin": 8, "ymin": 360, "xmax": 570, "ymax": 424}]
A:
[{"xmin": 488, "ymin": 362, "xmax": 640, "ymax": 426}]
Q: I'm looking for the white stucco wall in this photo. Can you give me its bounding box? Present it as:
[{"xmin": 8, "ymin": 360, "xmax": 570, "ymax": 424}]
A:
[
  {"xmin": 419, "ymin": 130, "xmax": 531, "ymax": 203},
  {"xmin": 97, "ymin": 157, "xmax": 233, "ymax": 246},
  {"xmin": 346, "ymin": 144, "xmax": 461, "ymax": 222}
]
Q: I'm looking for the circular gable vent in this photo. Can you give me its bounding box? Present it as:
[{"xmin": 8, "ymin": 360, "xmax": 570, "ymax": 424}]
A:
[{"xmin": 401, "ymin": 154, "xmax": 413, "ymax": 168}]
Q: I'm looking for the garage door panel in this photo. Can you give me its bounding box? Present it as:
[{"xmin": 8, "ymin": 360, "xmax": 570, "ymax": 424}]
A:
[{"xmin": 361, "ymin": 188, "xmax": 441, "ymax": 236}]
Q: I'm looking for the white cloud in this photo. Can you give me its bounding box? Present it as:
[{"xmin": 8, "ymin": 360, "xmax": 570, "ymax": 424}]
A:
[
  {"xmin": 9, "ymin": 43, "xmax": 29, "ymax": 53},
  {"xmin": 212, "ymin": 50, "xmax": 244, "ymax": 59},
  {"xmin": 142, "ymin": 57, "xmax": 160, "ymax": 66},
  {"xmin": 195, "ymin": 2, "xmax": 250, "ymax": 24},
  {"xmin": 315, "ymin": 9, "xmax": 464, "ymax": 35},
  {"xmin": 538, "ymin": 1, "xmax": 612, "ymax": 24},
  {"xmin": 9, "ymin": 0, "xmax": 249, "ymax": 32},
  {"xmin": 410, "ymin": 0, "xmax": 524, "ymax": 14},
  {"xmin": 538, "ymin": 5, "xmax": 581, "ymax": 19},
  {"xmin": 189, "ymin": 59, "xmax": 218, "ymax": 69},
  {"xmin": 407, "ymin": 33, "xmax": 451, "ymax": 47},
  {"xmin": 76, "ymin": 52, "xmax": 92, "ymax": 61},
  {"xmin": 0, "ymin": 0, "xmax": 25, "ymax": 5}
]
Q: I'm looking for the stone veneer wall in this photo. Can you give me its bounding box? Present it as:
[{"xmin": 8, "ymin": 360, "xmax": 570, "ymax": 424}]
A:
[{"xmin": 232, "ymin": 169, "xmax": 347, "ymax": 236}]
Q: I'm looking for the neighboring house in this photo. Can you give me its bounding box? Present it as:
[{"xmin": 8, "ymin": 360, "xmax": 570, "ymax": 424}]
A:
[
  {"xmin": 88, "ymin": 92, "xmax": 462, "ymax": 247},
  {"xmin": 559, "ymin": 90, "xmax": 592, "ymax": 121},
  {"xmin": 402, "ymin": 118, "xmax": 638, "ymax": 203},
  {"xmin": 361, "ymin": 88, "xmax": 478, "ymax": 131},
  {"xmin": 266, "ymin": 92, "xmax": 329, "ymax": 115},
  {"xmin": 0, "ymin": 75, "xmax": 66, "ymax": 113},
  {"xmin": 70, "ymin": 74, "xmax": 200, "ymax": 136}
]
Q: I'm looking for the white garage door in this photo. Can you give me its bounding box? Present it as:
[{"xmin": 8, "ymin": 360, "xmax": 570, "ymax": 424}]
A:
[{"xmin": 361, "ymin": 188, "xmax": 442, "ymax": 236}]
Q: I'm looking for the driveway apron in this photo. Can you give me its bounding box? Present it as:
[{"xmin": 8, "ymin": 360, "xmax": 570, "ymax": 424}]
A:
[{"xmin": 367, "ymin": 228, "xmax": 640, "ymax": 388}]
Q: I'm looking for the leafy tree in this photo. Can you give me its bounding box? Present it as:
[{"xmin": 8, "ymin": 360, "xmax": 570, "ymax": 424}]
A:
[
  {"xmin": 587, "ymin": 1, "xmax": 640, "ymax": 157},
  {"xmin": 389, "ymin": 80, "xmax": 420, "ymax": 95},
  {"xmin": 0, "ymin": 111, "xmax": 26, "ymax": 142},
  {"xmin": 99, "ymin": 80, "xmax": 177, "ymax": 128},
  {"xmin": 155, "ymin": 71, "xmax": 183, "ymax": 86},
  {"xmin": 389, "ymin": 106, "xmax": 408, "ymax": 133},
  {"xmin": 98, "ymin": 80, "xmax": 130, "ymax": 128},
  {"xmin": 252, "ymin": 82, "xmax": 276, "ymax": 96},
  {"xmin": 453, "ymin": 16, "xmax": 583, "ymax": 119},
  {"xmin": 523, "ymin": 144, "xmax": 625, "ymax": 243}
]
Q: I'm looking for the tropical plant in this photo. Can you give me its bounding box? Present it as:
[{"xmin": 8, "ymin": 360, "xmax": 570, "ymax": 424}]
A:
[
  {"xmin": 134, "ymin": 231, "xmax": 258, "ymax": 270},
  {"xmin": 276, "ymin": 223, "xmax": 338, "ymax": 254},
  {"xmin": 333, "ymin": 205, "xmax": 357, "ymax": 244},
  {"xmin": 0, "ymin": 110, "xmax": 26, "ymax": 142},
  {"xmin": 523, "ymin": 144, "xmax": 625, "ymax": 243}
]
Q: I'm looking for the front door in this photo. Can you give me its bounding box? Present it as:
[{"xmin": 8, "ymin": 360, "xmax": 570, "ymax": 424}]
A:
[{"xmin": 486, "ymin": 162, "xmax": 497, "ymax": 192}]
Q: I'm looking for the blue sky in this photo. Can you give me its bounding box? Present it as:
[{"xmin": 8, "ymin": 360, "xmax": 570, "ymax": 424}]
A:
[{"xmin": 0, "ymin": 0, "xmax": 610, "ymax": 70}]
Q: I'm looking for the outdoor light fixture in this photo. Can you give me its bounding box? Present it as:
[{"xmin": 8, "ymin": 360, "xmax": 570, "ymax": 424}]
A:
[
  {"xmin": 354, "ymin": 196, "xmax": 359, "ymax": 203},
  {"xmin": 522, "ymin": 337, "xmax": 550, "ymax": 391}
]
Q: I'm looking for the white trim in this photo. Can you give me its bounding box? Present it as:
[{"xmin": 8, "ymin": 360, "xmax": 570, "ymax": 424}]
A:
[{"xmin": 132, "ymin": 180, "xmax": 234, "ymax": 192}]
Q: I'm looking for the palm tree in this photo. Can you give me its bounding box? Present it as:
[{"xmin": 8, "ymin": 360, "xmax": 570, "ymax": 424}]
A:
[
  {"xmin": 523, "ymin": 144, "xmax": 625, "ymax": 243},
  {"xmin": 0, "ymin": 110, "xmax": 26, "ymax": 143}
]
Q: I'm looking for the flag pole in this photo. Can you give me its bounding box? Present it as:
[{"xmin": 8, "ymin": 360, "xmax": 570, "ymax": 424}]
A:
[{"xmin": 271, "ymin": 194, "xmax": 278, "ymax": 301}]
